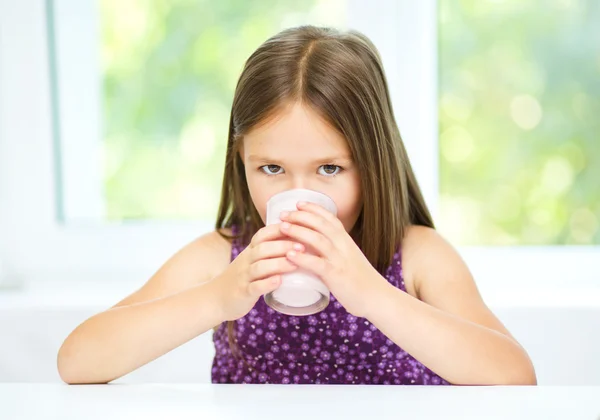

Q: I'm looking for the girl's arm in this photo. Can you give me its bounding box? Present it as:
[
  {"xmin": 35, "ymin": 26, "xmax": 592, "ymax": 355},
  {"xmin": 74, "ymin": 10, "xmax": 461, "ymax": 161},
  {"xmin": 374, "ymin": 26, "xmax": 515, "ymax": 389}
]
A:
[
  {"xmin": 364, "ymin": 226, "xmax": 537, "ymax": 385},
  {"xmin": 57, "ymin": 231, "xmax": 231, "ymax": 385}
]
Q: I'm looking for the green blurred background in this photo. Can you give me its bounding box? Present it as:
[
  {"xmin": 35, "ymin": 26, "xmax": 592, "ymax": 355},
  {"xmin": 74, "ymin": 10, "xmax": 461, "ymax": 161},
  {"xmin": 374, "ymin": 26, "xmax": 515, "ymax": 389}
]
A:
[
  {"xmin": 438, "ymin": 0, "xmax": 599, "ymax": 245},
  {"xmin": 96, "ymin": 0, "xmax": 598, "ymax": 245},
  {"xmin": 100, "ymin": 0, "xmax": 336, "ymax": 221}
]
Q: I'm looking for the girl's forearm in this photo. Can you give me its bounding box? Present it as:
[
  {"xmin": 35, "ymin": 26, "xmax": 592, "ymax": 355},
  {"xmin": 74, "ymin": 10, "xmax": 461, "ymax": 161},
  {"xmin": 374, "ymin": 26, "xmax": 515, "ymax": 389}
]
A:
[
  {"xmin": 57, "ymin": 279, "xmax": 226, "ymax": 385},
  {"xmin": 365, "ymin": 281, "xmax": 536, "ymax": 385}
]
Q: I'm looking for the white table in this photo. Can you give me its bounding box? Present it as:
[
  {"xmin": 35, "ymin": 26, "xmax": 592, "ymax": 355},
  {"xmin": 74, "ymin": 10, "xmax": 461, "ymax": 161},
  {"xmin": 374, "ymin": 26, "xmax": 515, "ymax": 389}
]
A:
[{"xmin": 1, "ymin": 384, "xmax": 598, "ymax": 420}]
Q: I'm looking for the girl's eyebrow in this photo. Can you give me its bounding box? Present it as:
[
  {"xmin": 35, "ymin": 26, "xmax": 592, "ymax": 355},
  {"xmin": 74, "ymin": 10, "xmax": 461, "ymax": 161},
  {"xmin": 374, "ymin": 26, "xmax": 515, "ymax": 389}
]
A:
[{"xmin": 247, "ymin": 154, "xmax": 353, "ymax": 164}]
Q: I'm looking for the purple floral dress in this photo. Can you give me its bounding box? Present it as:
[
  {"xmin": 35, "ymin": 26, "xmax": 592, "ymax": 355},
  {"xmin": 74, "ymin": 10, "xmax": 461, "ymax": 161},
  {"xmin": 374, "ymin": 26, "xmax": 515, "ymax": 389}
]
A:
[{"xmin": 211, "ymin": 226, "xmax": 450, "ymax": 385}]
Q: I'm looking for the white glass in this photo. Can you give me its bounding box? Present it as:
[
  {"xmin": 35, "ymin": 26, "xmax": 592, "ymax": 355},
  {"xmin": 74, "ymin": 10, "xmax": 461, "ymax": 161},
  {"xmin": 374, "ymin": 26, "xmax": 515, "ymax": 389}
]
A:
[{"xmin": 264, "ymin": 189, "xmax": 337, "ymax": 316}]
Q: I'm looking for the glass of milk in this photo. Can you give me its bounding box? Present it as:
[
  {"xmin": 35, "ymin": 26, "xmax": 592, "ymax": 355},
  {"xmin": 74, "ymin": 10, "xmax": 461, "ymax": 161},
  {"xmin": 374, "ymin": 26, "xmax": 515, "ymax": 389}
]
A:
[{"xmin": 263, "ymin": 189, "xmax": 337, "ymax": 316}]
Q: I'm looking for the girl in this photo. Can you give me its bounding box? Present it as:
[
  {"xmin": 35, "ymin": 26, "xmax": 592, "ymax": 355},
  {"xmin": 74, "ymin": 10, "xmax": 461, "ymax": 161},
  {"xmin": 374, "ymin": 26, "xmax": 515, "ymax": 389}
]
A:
[{"xmin": 57, "ymin": 26, "xmax": 536, "ymax": 386}]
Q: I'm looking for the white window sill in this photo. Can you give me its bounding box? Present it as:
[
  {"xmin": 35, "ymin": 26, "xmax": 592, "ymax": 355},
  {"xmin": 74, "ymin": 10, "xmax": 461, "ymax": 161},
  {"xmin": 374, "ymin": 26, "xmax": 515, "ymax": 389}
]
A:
[
  {"xmin": 0, "ymin": 280, "xmax": 138, "ymax": 311},
  {"xmin": 1, "ymin": 280, "xmax": 600, "ymax": 311}
]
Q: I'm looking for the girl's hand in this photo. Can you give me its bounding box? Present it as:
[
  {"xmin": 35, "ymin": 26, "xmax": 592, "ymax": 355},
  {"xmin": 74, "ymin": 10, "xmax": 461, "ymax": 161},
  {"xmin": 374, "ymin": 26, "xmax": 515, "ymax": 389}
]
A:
[
  {"xmin": 214, "ymin": 224, "xmax": 305, "ymax": 321},
  {"xmin": 279, "ymin": 202, "xmax": 390, "ymax": 318}
]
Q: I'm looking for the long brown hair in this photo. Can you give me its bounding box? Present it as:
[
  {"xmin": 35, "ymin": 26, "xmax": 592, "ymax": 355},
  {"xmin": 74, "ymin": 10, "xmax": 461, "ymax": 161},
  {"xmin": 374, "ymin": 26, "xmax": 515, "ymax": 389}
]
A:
[{"xmin": 214, "ymin": 25, "xmax": 433, "ymax": 351}]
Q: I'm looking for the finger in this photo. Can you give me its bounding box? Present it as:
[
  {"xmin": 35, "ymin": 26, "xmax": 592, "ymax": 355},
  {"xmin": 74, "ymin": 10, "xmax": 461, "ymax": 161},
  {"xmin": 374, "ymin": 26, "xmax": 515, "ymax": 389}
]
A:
[
  {"xmin": 285, "ymin": 250, "xmax": 329, "ymax": 278},
  {"xmin": 280, "ymin": 222, "xmax": 333, "ymax": 257},
  {"xmin": 280, "ymin": 210, "xmax": 341, "ymax": 243},
  {"xmin": 297, "ymin": 201, "xmax": 344, "ymax": 229},
  {"xmin": 249, "ymin": 257, "xmax": 297, "ymax": 281},
  {"xmin": 248, "ymin": 275, "xmax": 281, "ymax": 297},
  {"xmin": 250, "ymin": 224, "xmax": 287, "ymax": 248},
  {"xmin": 250, "ymin": 240, "xmax": 305, "ymax": 263}
]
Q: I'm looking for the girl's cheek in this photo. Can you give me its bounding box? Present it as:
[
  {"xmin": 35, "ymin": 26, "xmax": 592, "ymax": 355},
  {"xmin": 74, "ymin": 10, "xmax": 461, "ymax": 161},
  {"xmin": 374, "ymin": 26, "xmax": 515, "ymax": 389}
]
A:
[
  {"xmin": 337, "ymin": 201, "xmax": 363, "ymax": 232},
  {"xmin": 258, "ymin": 208, "xmax": 267, "ymax": 224}
]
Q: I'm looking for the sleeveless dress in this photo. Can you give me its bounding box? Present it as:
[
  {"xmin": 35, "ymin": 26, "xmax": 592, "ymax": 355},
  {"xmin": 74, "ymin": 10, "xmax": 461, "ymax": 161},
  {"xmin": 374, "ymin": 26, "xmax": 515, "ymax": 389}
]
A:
[{"xmin": 211, "ymin": 226, "xmax": 450, "ymax": 385}]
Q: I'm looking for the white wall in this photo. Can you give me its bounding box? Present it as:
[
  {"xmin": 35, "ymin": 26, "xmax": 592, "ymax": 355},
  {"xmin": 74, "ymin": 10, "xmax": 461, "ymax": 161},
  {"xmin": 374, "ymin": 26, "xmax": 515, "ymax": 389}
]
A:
[{"xmin": 1, "ymin": 284, "xmax": 599, "ymax": 385}]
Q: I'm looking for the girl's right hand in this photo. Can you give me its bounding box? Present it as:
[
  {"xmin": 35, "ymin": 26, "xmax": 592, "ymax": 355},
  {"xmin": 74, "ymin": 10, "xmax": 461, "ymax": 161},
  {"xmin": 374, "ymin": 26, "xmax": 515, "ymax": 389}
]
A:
[{"xmin": 214, "ymin": 223, "xmax": 303, "ymax": 321}]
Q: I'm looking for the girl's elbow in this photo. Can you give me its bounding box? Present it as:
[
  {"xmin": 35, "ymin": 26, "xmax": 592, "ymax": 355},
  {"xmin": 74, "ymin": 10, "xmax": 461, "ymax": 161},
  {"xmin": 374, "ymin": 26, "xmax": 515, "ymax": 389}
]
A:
[
  {"xmin": 57, "ymin": 342, "xmax": 111, "ymax": 385},
  {"xmin": 57, "ymin": 347, "xmax": 84, "ymax": 385},
  {"xmin": 57, "ymin": 342, "xmax": 76, "ymax": 384},
  {"xmin": 503, "ymin": 360, "xmax": 537, "ymax": 385},
  {"xmin": 498, "ymin": 342, "xmax": 537, "ymax": 385},
  {"xmin": 514, "ymin": 367, "xmax": 537, "ymax": 385}
]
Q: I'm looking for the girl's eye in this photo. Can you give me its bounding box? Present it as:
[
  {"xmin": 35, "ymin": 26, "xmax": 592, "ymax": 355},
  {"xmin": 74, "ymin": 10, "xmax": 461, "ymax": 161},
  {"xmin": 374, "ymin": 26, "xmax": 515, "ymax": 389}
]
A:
[
  {"xmin": 260, "ymin": 164, "xmax": 284, "ymax": 175},
  {"xmin": 318, "ymin": 164, "xmax": 342, "ymax": 176},
  {"xmin": 260, "ymin": 164, "xmax": 342, "ymax": 176}
]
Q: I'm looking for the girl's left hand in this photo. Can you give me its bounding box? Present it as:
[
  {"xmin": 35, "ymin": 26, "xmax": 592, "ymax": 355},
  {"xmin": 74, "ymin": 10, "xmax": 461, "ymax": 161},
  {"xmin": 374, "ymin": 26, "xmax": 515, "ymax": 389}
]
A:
[{"xmin": 278, "ymin": 201, "xmax": 390, "ymax": 318}]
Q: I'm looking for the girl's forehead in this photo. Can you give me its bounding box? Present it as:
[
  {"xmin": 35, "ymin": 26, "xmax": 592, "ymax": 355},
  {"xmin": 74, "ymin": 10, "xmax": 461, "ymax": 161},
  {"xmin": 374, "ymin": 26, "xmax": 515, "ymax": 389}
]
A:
[{"xmin": 242, "ymin": 103, "xmax": 351, "ymax": 158}]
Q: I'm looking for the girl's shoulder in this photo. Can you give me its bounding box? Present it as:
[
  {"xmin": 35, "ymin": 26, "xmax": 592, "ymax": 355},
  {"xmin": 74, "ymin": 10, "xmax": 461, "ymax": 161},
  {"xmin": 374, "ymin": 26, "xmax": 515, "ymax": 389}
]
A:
[
  {"xmin": 400, "ymin": 226, "xmax": 515, "ymax": 342},
  {"xmin": 154, "ymin": 227, "xmax": 234, "ymax": 288},
  {"xmin": 111, "ymin": 228, "xmax": 233, "ymax": 308},
  {"xmin": 399, "ymin": 224, "xmax": 454, "ymax": 299},
  {"xmin": 173, "ymin": 227, "xmax": 234, "ymax": 278},
  {"xmin": 203, "ymin": 227, "xmax": 235, "ymax": 277}
]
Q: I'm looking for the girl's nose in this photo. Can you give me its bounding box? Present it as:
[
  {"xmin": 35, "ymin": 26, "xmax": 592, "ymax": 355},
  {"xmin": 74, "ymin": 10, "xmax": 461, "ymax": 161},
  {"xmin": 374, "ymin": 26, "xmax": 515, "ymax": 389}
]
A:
[{"xmin": 289, "ymin": 176, "xmax": 308, "ymax": 191}]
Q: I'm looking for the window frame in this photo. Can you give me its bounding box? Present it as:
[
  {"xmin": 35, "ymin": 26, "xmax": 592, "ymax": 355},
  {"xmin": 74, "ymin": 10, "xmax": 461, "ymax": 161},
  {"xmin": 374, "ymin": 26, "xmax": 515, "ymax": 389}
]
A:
[{"xmin": 0, "ymin": 0, "xmax": 598, "ymax": 292}]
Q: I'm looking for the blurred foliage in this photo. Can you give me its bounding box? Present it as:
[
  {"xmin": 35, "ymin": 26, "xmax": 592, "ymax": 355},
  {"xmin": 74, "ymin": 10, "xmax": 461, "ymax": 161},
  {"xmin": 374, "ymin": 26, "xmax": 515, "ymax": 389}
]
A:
[
  {"xmin": 99, "ymin": 0, "xmax": 346, "ymax": 220},
  {"xmin": 438, "ymin": 0, "xmax": 600, "ymax": 245},
  {"xmin": 99, "ymin": 0, "xmax": 598, "ymax": 245}
]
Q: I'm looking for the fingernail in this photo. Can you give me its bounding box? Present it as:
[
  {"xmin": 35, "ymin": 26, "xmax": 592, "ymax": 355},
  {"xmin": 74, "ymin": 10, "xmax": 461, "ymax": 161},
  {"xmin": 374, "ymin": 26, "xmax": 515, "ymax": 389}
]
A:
[
  {"xmin": 287, "ymin": 250, "xmax": 296, "ymax": 257},
  {"xmin": 281, "ymin": 222, "xmax": 290, "ymax": 230},
  {"xmin": 280, "ymin": 211, "xmax": 289, "ymax": 219},
  {"xmin": 293, "ymin": 243, "xmax": 303, "ymax": 251}
]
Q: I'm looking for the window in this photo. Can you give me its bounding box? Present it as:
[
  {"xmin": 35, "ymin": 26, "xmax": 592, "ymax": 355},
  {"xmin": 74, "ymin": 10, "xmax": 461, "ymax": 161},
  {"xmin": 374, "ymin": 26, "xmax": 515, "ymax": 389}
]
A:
[
  {"xmin": 1, "ymin": 0, "xmax": 597, "ymax": 290},
  {"xmin": 50, "ymin": 0, "xmax": 348, "ymax": 223},
  {"xmin": 438, "ymin": 0, "xmax": 600, "ymax": 246}
]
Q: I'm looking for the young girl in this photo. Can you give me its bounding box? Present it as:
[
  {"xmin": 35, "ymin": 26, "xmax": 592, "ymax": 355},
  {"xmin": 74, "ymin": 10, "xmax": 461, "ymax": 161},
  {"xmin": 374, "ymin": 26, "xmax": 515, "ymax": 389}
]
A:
[{"xmin": 57, "ymin": 26, "xmax": 536, "ymax": 386}]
